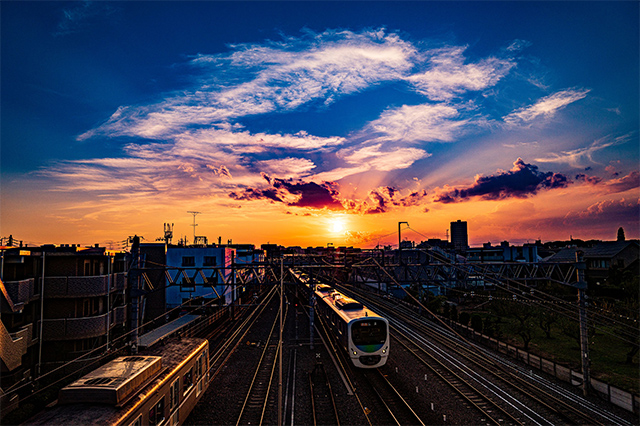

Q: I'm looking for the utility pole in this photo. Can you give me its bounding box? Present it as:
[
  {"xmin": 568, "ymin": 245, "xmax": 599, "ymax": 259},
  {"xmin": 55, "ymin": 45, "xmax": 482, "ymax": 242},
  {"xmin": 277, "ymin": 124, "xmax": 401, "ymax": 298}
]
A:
[
  {"xmin": 187, "ymin": 211, "xmax": 201, "ymax": 245},
  {"xmin": 576, "ymin": 251, "xmax": 590, "ymax": 396}
]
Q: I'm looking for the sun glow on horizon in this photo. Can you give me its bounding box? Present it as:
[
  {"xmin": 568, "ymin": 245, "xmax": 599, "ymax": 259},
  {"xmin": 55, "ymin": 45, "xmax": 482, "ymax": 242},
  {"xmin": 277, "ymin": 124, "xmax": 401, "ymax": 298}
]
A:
[{"xmin": 329, "ymin": 216, "xmax": 347, "ymax": 234}]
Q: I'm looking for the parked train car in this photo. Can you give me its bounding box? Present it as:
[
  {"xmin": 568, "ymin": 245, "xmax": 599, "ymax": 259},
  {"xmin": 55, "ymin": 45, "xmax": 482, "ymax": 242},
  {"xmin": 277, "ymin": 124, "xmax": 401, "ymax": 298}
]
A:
[
  {"xmin": 312, "ymin": 282, "xmax": 389, "ymax": 368},
  {"xmin": 26, "ymin": 338, "xmax": 209, "ymax": 426}
]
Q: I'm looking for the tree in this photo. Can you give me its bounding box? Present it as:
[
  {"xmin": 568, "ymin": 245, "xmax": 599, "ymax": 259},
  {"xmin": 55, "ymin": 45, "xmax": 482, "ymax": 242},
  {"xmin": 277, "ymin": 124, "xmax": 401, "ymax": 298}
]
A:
[
  {"xmin": 537, "ymin": 308, "xmax": 559, "ymax": 339},
  {"xmin": 442, "ymin": 302, "xmax": 450, "ymax": 319},
  {"xmin": 617, "ymin": 227, "xmax": 626, "ymax": 241},
  {"xmin": 426, "ymin": 295, "xmax": 447, "ymax": 315},
  {"xmin": 559, "ymin": 315, "xmax": 596, "ymax": 350},
  {"xmin": 489, "ymin": 299, "xmax": 536, "ymax": 350},
  {"xmin": 450, "ymin": 305, "xmax": 458, "ymax": 322}
]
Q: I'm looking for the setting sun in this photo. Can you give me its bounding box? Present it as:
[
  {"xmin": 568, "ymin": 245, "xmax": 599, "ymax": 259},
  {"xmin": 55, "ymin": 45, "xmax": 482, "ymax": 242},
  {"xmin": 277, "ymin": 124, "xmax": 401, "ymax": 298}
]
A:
[{"xmin": 329, "ymin": 217, "xmax": 346, "ymax": 234}]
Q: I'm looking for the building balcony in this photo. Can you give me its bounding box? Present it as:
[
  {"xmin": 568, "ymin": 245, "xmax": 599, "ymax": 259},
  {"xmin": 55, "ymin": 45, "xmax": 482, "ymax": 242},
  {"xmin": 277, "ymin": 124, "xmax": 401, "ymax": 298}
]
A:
[
  {"xmin": 1, "ymin": 278, "xmax": 37, "ymax": 312},
  {"xmin": 40, "ymin": 313, "xmax": 109, "ymax": 341},
  {"xmin": 0, "ymin": 323, "xmax": 32, "ymax": 371},
  {"xmin": 43, "ymin": 273, "xmax": 126, "ymax": 298}
]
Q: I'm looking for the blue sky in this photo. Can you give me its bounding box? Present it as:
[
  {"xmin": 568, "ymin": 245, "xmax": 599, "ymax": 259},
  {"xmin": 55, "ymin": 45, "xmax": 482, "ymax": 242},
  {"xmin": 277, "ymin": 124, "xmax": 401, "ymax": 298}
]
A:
[{"xmin": 2, "ymin": 1, "xmax": 638, "ymax": 247}]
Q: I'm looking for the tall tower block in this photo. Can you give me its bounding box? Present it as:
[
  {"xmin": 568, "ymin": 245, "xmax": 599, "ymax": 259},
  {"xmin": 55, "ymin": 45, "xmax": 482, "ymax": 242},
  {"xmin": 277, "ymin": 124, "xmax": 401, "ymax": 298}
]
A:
[{"xmin": 450, "ymin": 220, "xmax": 468, "ymax": 252}]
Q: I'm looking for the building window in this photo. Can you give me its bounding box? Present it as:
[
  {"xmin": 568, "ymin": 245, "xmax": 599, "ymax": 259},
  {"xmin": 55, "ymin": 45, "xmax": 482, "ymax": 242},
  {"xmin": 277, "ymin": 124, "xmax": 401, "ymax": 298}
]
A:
[
  {"xmin": 149, "ymin": 396, "xmax": 165, "ymax": 425},
  {"xmin": 203, "ymin": 256, "xmax": 216, "ymax": 266},
  {"xmin": 182, "ymin": 256, "xmax": 195, "ymax": 267}
]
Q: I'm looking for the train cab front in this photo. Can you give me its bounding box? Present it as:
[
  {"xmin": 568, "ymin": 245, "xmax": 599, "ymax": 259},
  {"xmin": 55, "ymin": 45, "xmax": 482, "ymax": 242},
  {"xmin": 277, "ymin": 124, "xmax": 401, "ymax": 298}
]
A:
[{"xmin": 349, "ymin": 318, "xmax": 389, "ymax": 368}]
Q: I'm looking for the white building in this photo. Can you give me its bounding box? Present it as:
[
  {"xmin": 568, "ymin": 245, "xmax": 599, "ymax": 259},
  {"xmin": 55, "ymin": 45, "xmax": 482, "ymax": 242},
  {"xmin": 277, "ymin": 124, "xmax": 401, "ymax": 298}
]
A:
[{"xmin": 165, "ymin": 246, "xmax": 235, "ymax": 309}]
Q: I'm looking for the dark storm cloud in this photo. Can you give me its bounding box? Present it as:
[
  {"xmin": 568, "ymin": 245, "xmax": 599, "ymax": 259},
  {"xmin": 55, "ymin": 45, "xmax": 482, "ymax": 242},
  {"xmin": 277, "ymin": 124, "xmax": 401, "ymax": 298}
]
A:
[
  {"xmin": 229, "ymin": 188, "xmax": 283, "ymax": 203},
  {"xmin": 229, "ymin": 178, "xmax": 343, "ymax": 210},
  {"xmin": 342, "ymin": 187, "xmax": 428, "ymax": 214},
  {"xmin": 434, "ymin": 158, "xmax": 570, "ymax": 203},
  {"xmin": 272, "ymin": 179, "xmax": 343, "ymax": 209},
  {"xmin": 575, "ymin": 173, "xmax": 602, "ymax": 185}
]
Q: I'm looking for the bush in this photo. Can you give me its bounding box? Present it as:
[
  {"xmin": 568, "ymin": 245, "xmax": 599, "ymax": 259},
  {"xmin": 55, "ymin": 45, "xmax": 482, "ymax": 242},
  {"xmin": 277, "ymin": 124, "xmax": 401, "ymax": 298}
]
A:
[
  {"xmin": 470, "ymin": 314, "xmax": 483, "ymax": 332},
  {"xmin": 459, "ymin": 311, "xmax": 470, "ymax": 326}
]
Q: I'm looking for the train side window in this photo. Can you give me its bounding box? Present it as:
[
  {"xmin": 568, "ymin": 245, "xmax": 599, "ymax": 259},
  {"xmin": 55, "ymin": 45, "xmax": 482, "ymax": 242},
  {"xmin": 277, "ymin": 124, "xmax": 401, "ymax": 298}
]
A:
[
  {"xmin": 128, "ymin": 414, "xmax": 142, "ymax": 426},
  {"xmin": 170, "ymin": 379, "xmax": 180, "ymax": 411},
  {"xmin": 183, "ymin": 367, "xmax": 194, "ymax": 396},
  {"xmin": 149, "ymin": 396, "xmax": 165, "ymax": 426},
  {"xmin": 169, "ymin": 409, "xmax": 179, "ymax": 426}
]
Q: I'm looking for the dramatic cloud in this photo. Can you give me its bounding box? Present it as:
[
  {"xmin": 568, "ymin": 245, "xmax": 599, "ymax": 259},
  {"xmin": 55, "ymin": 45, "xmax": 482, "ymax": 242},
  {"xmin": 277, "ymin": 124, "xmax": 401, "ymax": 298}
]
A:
[
  {"xmin": 503, "ymin": 88, "xmax": 590, "ymax": 125},
  {"xmin": 433, "ymin": 158, "xmax": 570, "ymax": 203},
  {"xmin": 343, "ymin": 187, "xmax": 428, "ymax": 214},
  {"xmin": 230, "ymin": 178, "xmax": 343, "ymax": 210}
]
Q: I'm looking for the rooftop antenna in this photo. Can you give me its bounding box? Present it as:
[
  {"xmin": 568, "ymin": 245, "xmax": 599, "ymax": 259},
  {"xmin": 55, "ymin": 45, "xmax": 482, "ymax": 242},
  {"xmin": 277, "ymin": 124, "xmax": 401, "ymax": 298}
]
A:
[
  {"xmin": 163, "ymin": 223, "xmax": 174, "ymax": 245},
  {"xmin": 187, "ymin": 211, "xmax": 201, "ymax": 245}
]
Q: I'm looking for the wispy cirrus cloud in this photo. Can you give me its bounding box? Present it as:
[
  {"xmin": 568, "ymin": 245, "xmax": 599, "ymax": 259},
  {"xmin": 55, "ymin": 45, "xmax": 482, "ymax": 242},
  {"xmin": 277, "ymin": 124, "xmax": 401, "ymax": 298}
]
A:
[
  {"xmin": 535, "ymin": 133, "xmax": 632, "ymax": 168},
  {"xmin": 433, "ymin": 158, "xmax": 570, "ymax": 203},
  {"xmin": 55, "ymin": 28, "xmax": 584, "ymax": 217},
  {"xmin": 503, "ymin": 88, "xmax": 590, "ymax": 125},
  {"xmin": 79, "ymin": 29, "xmax": 417, "ymax": 141},
  {"xmin": 55, "ymin": 1, "xmax": 117, "ymax": 37},
  {"xmin": 363, "ymin": 103, "xmax": 471, "ymax": 144},
  {"xmin": 407, "ymin": 46, "xmax": 515, "ymax": 101}
]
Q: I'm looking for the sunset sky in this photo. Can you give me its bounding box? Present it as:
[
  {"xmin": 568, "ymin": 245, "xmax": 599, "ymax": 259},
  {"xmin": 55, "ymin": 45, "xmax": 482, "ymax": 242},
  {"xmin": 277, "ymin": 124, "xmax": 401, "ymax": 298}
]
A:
[{"xmin": 2, "ymin": 1, "xmax": 638, "ymax": 249}]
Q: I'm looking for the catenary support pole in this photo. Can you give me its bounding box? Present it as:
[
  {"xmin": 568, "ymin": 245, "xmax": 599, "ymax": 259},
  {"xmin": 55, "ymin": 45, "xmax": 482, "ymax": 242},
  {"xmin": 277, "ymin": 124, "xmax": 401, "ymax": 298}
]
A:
[
  {"xmin": 278, "ymin": 257, "xmax": 283, "ymax": 426},
  {"xmin": 37, "ymin": 251, "xmax": 45, "ymax": 377},
  {"xmin": 576, "ymin": 251, "xmax": 590, "ymax": 396}
]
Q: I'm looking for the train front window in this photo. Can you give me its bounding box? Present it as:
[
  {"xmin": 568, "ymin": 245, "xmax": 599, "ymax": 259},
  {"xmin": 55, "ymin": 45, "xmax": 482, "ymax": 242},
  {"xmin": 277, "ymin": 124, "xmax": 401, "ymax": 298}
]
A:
[{"xmin": 351, "ymin": 320, "xmax": 387, "ymax": 348}]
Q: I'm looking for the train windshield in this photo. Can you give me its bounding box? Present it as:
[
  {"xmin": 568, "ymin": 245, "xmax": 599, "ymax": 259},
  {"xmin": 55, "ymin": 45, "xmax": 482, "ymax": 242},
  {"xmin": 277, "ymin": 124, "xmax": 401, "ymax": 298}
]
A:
[{"xmin": 351, "ymin": 320, "xmax": 387, "ymax": 352}]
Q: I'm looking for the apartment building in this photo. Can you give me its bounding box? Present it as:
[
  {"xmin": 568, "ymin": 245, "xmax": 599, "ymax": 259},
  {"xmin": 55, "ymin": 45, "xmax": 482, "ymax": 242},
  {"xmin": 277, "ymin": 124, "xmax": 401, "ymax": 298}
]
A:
[{"xmin": 1, "ymin": 244, "xmax": 127, "ymax": 415}]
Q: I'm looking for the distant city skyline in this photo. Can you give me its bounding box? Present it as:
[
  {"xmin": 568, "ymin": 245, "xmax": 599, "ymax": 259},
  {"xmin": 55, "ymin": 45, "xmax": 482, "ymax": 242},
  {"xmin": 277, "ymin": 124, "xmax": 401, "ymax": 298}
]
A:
[{"xmin": 2, "ymin": 1, "xmax": 638, "ymax": 248}]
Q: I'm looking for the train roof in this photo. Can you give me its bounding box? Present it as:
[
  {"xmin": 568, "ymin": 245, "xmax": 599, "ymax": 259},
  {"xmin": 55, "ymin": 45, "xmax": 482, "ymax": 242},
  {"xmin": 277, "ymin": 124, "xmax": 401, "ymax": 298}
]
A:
[
  {"xmin": 138, "ymin": 314, "xmax": 200, "ymax": 349},
  {"xmin": 58, "ymin": 355, "xmax": 163, "ymax": 405},
  {"xmin": 26, "ymin": 338, "xmax": 207, "ymax": 425},
  {"xmin": 315, "ymin": 287, "xmax": 385, "ymax": 323}
]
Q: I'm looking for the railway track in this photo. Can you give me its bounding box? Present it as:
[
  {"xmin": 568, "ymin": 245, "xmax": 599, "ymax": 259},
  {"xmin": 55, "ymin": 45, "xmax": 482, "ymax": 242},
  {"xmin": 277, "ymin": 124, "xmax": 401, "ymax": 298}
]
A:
[
  {"xmin": 236, "ymin": 296, "xmax": 286, "ymax": 426},
  {"xmin": 392, "ymin": 323, "xmax": 532, "ymax": 425},
  {"xmin": 340, "ymin": 284, "xmax": 634, "ymax": 426},
  {"xmin": 206, "ymin": 286, "xmax": 279, "ymax": 382},
  {"xmin": 309, "ymin": 361, "xmax": 340, "ymax": 426},
  {"xmin": 362, "ymin": 368, "xmax": 426, "ymax": 426}
]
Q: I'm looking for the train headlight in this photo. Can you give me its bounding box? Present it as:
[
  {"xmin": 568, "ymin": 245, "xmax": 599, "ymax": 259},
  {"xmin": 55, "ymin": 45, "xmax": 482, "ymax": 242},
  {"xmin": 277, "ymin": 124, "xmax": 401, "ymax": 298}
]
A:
[
  {"xmin": 352, "ymin": 350, "xmax": 357, "ymax": 355},
  {"xmin": 382, "ymin": 348, "xmax": 386, "ymax": 354}
]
